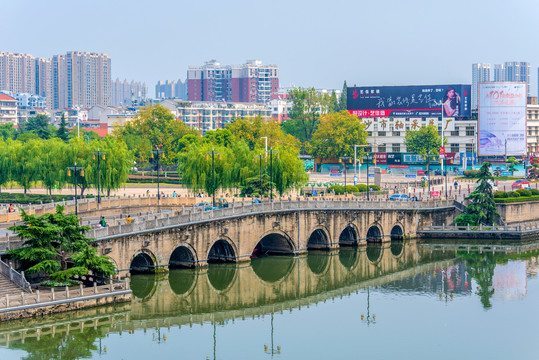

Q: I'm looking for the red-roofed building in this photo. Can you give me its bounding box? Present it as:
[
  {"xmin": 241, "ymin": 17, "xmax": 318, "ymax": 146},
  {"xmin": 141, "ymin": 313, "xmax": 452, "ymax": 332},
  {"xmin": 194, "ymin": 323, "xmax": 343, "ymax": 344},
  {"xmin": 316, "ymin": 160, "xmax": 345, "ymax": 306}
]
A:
[{"xmin": 0, "ymin": 94, "xmax": 18, "ymax": 125}]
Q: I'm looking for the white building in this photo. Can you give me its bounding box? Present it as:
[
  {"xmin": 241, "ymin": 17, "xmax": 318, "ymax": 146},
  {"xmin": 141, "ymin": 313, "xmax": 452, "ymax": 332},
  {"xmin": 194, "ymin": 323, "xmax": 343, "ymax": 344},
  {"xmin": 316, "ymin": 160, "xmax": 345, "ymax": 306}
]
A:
[
  {"xmin": 0, "ymin": 93, "xmax": 18, "ymax": 125},
  {"xmin": 471, "ymin": 63, "xmax": 490, "ymax": 110}
]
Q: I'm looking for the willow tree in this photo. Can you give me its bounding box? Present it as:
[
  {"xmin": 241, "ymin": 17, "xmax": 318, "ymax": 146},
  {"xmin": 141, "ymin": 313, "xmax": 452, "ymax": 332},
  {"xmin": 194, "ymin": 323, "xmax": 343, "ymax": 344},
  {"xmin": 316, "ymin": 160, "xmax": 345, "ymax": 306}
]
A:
[
  {"xmin": 63, "ymin": 138, "xmax": 93, "ymax": 197},
  {"xmin": 0, "ymin": 139, "xmax": 12, "ymax": 193},
  {"xmin": 11, "ymin": 139, "xmax": 41, "ymax": 195},
  {"xmin": 271, "ymin": 145, "xmax": 309, "ymax": 196}
]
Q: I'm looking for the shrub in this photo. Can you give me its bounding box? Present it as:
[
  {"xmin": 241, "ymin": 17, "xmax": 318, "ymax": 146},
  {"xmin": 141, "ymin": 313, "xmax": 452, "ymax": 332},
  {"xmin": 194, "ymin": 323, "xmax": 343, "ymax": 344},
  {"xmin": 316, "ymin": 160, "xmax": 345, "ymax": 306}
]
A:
[
  {"xmin": 516, "ymin": 189, "xmax": 532, "ymax": 197},
  {"xmin": 369, "ymin": 185, "xmax": 381, "ymax": 191},
  {"xmin": 509, "ymin": 191, "xmax": 520, "ymax": 197},
  {"xmin": 345, "ymin": 185, "xmax": 358, "ymax": 193},
  {"xmin": 493, "ymin": 191, "xmax": 505, "ymax": 198},
  {"xmin": 356, "ymin": 184, "xmax": 368, "ymax": 192},
  {"xmin": 531, "ymin": 189, "xmax": 539, "ymax": 195}
]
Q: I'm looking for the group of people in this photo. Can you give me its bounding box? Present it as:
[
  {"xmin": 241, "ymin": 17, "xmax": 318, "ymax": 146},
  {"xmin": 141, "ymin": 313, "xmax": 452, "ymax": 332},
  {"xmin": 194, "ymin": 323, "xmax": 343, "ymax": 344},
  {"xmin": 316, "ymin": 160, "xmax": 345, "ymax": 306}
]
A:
[{"xmin": 98, "ymin": 214, "xmax": 133, "ymax": 227}]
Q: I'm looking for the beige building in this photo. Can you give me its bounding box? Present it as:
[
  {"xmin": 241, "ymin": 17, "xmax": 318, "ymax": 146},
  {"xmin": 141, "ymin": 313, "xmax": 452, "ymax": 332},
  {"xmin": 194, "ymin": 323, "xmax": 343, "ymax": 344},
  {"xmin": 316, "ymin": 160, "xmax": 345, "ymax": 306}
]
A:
[
  {"xmin": 0, "ymin": 94, "xmax": 18, "ymax": 125},
  {"xmin": 527, "ymin": 100, "xmax": 539, "ymax": 156}
]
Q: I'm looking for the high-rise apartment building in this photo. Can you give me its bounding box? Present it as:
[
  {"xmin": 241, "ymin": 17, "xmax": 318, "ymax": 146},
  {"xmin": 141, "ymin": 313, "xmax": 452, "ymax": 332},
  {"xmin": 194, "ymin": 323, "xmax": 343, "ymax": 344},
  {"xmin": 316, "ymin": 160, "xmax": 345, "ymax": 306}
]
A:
[
  {"xmin": 112, "ymin": 78, "xmax": 147, "ymax": 106},
  {"xmin": 0, "ymin": 51, "xmax": 112, "ymax": 110},
  {"xmin": 471, "ymin": 63, "xmax": 491, "ymax": 110},
  {"xmin": 187, "ymin": 60, "xmax": 279, "ymax": 103},
  {"xmin": 493, "ymin": 64, "xmax": 505, "ymax": 82},
  {"xmin": 503, "ymin": 61, "xmax": 531, "ymax": 96},
  {"xmin": 155, "ymin": 79, "xmax": 186, "ymax": 100}
]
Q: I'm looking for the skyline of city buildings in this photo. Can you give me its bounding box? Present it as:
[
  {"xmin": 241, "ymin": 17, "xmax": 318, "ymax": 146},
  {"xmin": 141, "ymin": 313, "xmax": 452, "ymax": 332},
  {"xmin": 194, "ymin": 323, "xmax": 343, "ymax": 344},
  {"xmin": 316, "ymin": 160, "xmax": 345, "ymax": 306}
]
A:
[
  {"xmin": 155, "ymin": 79, "xmax": 187, "ymax": 100},
  {"xmin": 187, "ymin": 60, "xmax": 279, "ymax": 103},
  {"xmin": 111, "ymin": 78, "xmax": 147, "ymax": 106}
]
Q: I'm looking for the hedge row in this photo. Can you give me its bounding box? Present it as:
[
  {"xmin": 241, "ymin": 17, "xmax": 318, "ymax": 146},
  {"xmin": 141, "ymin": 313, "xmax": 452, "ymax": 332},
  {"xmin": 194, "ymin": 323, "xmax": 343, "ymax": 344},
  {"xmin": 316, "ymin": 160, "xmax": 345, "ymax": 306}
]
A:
[
  {"xmin": 327, "ymin": 184, "xmax": 381, "ymax": 195},
  {"xmin": 494, "ymin": 189, "xmax": 539, "ymax": 198},
  {"xmin": 494, "ymin": 195, "xmax": 539, "ymax": 203},
  {"xmin": 0, "ymin": 192, "xmax": 94, "ymax": 205}
]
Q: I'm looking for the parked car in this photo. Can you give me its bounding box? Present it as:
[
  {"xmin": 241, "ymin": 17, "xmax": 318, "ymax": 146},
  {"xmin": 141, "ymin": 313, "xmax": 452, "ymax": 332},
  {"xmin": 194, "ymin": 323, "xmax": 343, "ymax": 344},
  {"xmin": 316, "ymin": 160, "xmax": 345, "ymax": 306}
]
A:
[
  {"xmin": 512, "ymin": 179, "xmax": 531, "ymax": 190},
  {"xmin": 389, "ymin": 194, "xmax": 410, "ymax": 201},
  {"xmin": 195, "ymin": 202, "xmax": 210, "ymax": 208}
]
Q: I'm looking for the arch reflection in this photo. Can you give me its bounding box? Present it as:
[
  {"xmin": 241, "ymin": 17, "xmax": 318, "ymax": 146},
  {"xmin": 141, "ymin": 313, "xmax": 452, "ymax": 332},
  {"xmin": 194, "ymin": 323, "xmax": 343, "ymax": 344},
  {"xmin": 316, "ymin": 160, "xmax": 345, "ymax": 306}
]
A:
[
  {"xmin": 251, "ymin": 256, "xmax": 295, "ymax": 283},
  {"xmin": 207, "ymin": 263, "xmax": 237, "ymax": 291},
  {"xmin": 339, "ymin": 248, "xmax": 359, "ymax": 269},
  {"xmin": 366, "ymin": 243, "xmax": 383, "ymax": 263},
  {"xmin": 168, "ymin": 268, "xmax": 197, "ymax": 295},
  {"xmin": 307, "ymin": 251, "xmax": 330, "ymax": 275},
  {"xmin": 131, "ymin": 274, "xmax": 158, "ymax": 300}
]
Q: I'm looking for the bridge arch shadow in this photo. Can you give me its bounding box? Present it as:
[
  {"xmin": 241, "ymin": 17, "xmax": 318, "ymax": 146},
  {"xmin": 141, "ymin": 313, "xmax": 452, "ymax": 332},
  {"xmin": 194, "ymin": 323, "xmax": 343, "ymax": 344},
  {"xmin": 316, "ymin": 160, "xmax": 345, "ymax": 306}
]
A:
[
  {"xmin": 307, "ymin": 227, "xmax": 331, "ymax": 250},
  {"xmin": 339, "ymin": 224, "xmax": 359, "ymax": 247},
  {"xmin": 390, "ymin": 224, "xmax": 404, "ymax": 241},
  {"xmin": 208, "ymin": 238, "xmax": 237, "ymax": 264},
  {"xmin": 252, "ymin": 256, "xmax": 295, "ymax": 283},
  {"xmin": 169, "ymin": 244, "xmax": 198, "ymax": 269},
  {"xmin": 390, "ymin": 224, "xmax": 405, "ymax": 258},
  {"xmin": 130, "ymin": 250, "xmax": 157, "ymax": 274},
  {"xmin": 253, "ymin": 231, "xmax": 295, "ymax": 257},
  {"xmin": 366, "ymin": 224, "xmax": 384, "ymax": 243}
]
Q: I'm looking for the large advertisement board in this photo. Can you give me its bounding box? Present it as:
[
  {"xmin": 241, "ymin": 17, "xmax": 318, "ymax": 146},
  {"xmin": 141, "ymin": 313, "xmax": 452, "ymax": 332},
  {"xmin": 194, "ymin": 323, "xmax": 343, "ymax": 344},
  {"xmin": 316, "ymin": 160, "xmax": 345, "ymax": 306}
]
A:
[
  {"xmin": 347, "ymin": 85, "xmax": 471, "ymax": 118},
  {"xmin": 478, "ymin": 83, "xmax": 527, "ymax": 156}
]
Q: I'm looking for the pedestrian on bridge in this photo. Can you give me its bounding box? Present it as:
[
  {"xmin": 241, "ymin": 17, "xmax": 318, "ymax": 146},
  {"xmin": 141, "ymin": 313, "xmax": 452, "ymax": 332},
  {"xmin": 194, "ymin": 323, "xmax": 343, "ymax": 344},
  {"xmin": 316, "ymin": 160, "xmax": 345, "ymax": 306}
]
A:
[
  {"xmin": 454, "ymin": 181, "xmax": 458, "ymax": 191},
  {"xmin": 126, "ymin": 215, "xmax": 132, "ymax": 224},
  {"xmin": 99, "ymin": 216, "xmax": 107, "ymax": 228}
]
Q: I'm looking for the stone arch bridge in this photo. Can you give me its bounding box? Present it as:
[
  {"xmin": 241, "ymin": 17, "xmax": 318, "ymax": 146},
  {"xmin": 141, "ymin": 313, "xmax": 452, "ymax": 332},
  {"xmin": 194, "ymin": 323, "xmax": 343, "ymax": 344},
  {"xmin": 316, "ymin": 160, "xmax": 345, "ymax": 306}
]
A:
[{"xmin": 89, "ymin": 199, "xmax": 456, "ymax": 272}]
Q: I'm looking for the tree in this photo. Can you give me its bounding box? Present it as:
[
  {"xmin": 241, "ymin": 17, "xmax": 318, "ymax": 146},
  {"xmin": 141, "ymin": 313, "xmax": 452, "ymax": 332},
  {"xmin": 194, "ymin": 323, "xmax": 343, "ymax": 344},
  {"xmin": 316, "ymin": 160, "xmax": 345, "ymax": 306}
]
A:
[
  {"xmin": 338, "ymin": 81, "xmax": 348, "ymax": 111},
  {"xmin": 0, "ymin": 123, "xmax": 16, "ymax": 140},
  {"xmin": 226, "ymin": 115, "xmax": 300, "ymax": 151},
  {"xmin": 404, "ymin": 124, "xmax": 444, "ymax": 177},
  {"xmin": 38, "ymin": 138, "xmax": 69, "ymax": 197},
  {"xmin": 56, "ymin": 114, "xmax": 69, "ymax": 142},
  {"xmin": 115, "ymin": 104, "xmax": 197, "ymax": 166},
  {"xmin": 10, "ymin": 139, "xmax": 41, "ymax": 195},
  {"xmin": 455, "ymin": 162, "xmax": 499, "ymax": 226},
  {"xmin": 309, "ymin": 111, "xmax": 368, "ymax": 160},
  {"xmin": 328, "ymin": 90, "xmax": 339, "ymax": 113},
  {"xmin": 506, "ymin": 156, "xmax": 519, "ymax": 174},
  {"xmin": 8, "ymin": 205, "xmax": 115, "ymax": 282},
  {"xmin": 286, "ymin": 87, "xmax": 329, "ymax": 142},
  {"xmin": 0, "ymin": 140, "xmax": 12, "ymax": 193},
  {"xmin": 25, "ymin": 114, "xmax": 52, "ymax": 139}
]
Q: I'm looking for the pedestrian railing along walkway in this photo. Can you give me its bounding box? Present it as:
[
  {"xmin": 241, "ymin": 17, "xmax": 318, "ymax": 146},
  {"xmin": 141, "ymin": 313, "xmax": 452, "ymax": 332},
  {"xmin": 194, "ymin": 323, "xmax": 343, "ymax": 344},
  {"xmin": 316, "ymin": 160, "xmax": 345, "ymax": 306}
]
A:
[
  {"xmin": 0, "ymin": 276, "xmax": 129, "ymax": 311},
  {"xmin": 421, "ymin": 222, "xmax": 539, "ymax": 233},
  {"xmin": 0, "ymin": 259, "xmax": 31, "ymax": 293}
]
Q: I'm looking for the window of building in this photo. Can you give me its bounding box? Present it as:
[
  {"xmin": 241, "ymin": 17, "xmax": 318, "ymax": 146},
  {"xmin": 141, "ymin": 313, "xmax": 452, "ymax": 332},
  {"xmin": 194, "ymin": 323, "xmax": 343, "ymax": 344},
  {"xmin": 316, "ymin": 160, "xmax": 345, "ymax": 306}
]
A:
[
  {"xmin": 451, "ymin": 127, "xmax": 459, "ymax": 136},
  {"xmin": 393, "ymin": 131, "xmax": 401, "ymax": 136},
  {"xmin": 378, "ymin": 131, "xmax": 386, "ymax": 137},
  {"xmin": 450, "ymin": 144, "xmax": 459, "ymax": 153},
  {"xmin": 378, "ymin": 144, "xmax": 386, "ymax": 152},
  {"xmin": 466, "ymin": 127, "xmax": 474, "ymax": 136},
  {"xmin": 392, "ymin": 143, "xmax": 401, "ymax": 153},
  {"xmin": 466, "ymin": 143, "xmax": 473, "ymax": 153}
]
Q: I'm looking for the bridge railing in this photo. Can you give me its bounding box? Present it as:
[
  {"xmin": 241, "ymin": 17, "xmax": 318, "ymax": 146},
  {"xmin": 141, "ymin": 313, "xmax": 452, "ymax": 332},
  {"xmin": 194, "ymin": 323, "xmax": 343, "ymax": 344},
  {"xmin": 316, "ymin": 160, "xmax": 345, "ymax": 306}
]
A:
[
  {"xmin": 422, "ymin": 221, "xmax": 539, "ymax": 232},
  {"xmin": 0, "ymin": 259, "xmax": 32, "ymax": 293}
]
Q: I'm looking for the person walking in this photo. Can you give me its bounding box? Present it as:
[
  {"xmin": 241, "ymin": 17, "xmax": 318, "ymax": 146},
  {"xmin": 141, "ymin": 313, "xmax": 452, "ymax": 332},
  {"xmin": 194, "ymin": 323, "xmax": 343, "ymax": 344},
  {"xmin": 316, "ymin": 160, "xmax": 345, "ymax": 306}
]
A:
[
  {"xmin": 99, "ymin": 216, "xmax": 107, "ymax": 227},
  {"xmin": 126, "ymin": 215, "xmax": 132, "ymax": 224}
]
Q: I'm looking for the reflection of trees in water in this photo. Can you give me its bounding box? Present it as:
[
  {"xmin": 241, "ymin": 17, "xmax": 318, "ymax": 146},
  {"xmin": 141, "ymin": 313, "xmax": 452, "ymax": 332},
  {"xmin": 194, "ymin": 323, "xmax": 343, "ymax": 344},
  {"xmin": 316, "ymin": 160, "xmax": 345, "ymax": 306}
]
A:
[
  {"xmin": 207, "ymin": 263, "xmax": 237, "ymax": 291},
  {"xmin": 251, "ymin": 256, "xmax": 294, "ymax": 283},
  {"xmin": 7, "ymin": 326, "xmax": 109, "ymax": 360},
  {"xmin": 131, "ymin": 274, "xmax": 158, "ymax": 300},
  {"xmin": 457, "ymin": 252, "xmax": 496, "ymax": 309},
  {"xmin": 169, "ymin": 268, "xmax": 197, "ymax": 295}
]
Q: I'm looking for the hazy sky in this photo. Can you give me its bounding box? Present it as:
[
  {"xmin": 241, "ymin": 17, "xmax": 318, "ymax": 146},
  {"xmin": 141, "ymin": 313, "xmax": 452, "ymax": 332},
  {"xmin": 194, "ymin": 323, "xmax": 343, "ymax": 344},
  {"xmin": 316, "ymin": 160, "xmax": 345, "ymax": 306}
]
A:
[{"xmin": 2, "ymin": 0, "xmax": 538, "ymax": 97}]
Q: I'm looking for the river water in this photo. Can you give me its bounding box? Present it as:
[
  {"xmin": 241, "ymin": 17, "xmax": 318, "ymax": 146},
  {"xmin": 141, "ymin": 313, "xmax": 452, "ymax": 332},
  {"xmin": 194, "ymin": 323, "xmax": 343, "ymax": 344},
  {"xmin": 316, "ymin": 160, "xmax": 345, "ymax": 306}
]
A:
[{"xmin": 1, "ymin": 240, "xmax": 539, "ymax": 360}]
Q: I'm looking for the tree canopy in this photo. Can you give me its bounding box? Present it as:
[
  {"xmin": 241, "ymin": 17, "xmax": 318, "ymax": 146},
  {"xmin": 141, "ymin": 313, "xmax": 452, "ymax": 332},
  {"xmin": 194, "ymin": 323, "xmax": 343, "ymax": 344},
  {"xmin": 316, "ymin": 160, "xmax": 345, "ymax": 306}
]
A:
[
  {"xmin": 404, "ymin": 124, "xmax": 444, "ymax": 172},
  {"xmin": 309, "ymin": 111, "xmax": 368, "ymax": 160}
]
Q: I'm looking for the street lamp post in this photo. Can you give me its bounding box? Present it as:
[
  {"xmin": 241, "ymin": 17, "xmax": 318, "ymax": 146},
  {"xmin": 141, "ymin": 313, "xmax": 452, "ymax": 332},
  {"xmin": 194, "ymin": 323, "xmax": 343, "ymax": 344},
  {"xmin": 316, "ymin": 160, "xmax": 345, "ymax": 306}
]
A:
[
  {"xmin": 339, "ymin": 156, "xmax": 351, "ymax": 196},
  {"xmin": 151, "ymin": 147, "xmax": 164, "ymax": 201},
  {"xmin": 354, "ymin": 144, "xmax": 368, "ymax": 186},
  {"xmin": 259, "ymin": 153, "xmax": 263, "ymax": 197},
  {"xmin": 92, "ymin": 148, "xmax": 105, "ymax": 205},
  {"xmin": 268, "ymin": 147, "xmax": 279, "ymax": 201},
  {"xmin": 67, "ymin": 162, "xmax": 84, "ymax": 215}
]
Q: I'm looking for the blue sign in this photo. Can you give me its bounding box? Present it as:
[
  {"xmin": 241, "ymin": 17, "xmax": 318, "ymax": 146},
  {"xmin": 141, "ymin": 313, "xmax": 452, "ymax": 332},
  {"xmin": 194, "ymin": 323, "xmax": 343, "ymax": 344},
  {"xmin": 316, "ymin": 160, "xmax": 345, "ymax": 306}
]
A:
[
  {"xmin": 501, "ymin": 171, "xmax": 512, "ymax": 176},
  {"xmin": 368, "ymin": 174, "xmax": 375, "ymax": 178},
  {"xmin": 353, "ymin": 176, "xmax": 357, "ymax": 185},
  {"xmin": 330, "ymin": 173, "xmax": 343, "ymax": 177},
  {"xmin": 348, "ymin": 84, "xmax": 471, "ymax": 118},
  {"xmin": 312, "ymin": 190, "xmax": 317, "ymax": 196},
  {"xmin": 405, "ymin": 174, "xmax": 417, "ymax": 179}
]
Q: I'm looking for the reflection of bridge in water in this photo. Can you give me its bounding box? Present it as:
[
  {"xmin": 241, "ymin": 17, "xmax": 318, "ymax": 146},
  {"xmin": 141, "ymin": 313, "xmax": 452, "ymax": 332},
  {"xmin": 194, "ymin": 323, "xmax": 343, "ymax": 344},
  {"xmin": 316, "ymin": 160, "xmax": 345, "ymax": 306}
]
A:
[{"xmin": 0, "ymin": 241, "xmax": 459, "ymax": 347}]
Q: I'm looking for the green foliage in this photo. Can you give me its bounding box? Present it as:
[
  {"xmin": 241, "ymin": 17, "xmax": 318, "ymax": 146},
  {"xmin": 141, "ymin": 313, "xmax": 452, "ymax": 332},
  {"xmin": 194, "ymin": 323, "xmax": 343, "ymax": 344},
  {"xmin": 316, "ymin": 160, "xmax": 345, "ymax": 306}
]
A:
[
  {"xmin": 457, "ymin": 252, "xmax": 496, "ymax": 309},
  {"xmin": 494, "ymin": 195, "xmax": 539, "ymax": 203},
  {"xmin": 506, "ymin": 156, "xmax": 519, "ymax": 173},
  {"xmin": 0, "ymin": 123, "xmax": 16, "ymax": 140},
  {"xmin": 25, "ymin": 114, "xmax": 52, "ymax": 139},
  {"xmin": 463, "ymin": 170, "xmax": 480, "ymax": 178},
  {"xmin": 516, "ymin": 188, "xmax": 531, "ymax": 196},
  {"xmin": 531, "ymin": 189, "xmax": 539, "ymax": 195},
  {"xmin": 509, "ymin": 191, "xmax": 520, "ymax": 197},
  {"xmin": 456, "ymin": 162, "xmax": 499, "ymax": 226},
  {"xmin": 8, "ymin": 205, "xmax": 115, "ymax": 281},
  {"xmin": 116, "ymin": 104, "xmax": 198, "ymax": 166},
  {"xmin": 404, "ymin": 125, "xmax": 444, "ymax": 172},
  {"xmin": 227, "ymin": 115, "xmax": 299, "ymax": 151},
  {"xmin": 338, "ymin": 81, "xmax": 347, "ymax": 111},
  {"xmin": 286, "ymin": 87, "xmax": 330, "ymax": 142},
  {"xmin": 56, "ymin": 114, "xmax": 69, "ymax": 142},
  {"xmin": 493, "ymin": 191, "xmax": 505, "ymax": 198},
  {"xmin": 309, "ymin": 111, "xmax": 368, "ymax": 160}
]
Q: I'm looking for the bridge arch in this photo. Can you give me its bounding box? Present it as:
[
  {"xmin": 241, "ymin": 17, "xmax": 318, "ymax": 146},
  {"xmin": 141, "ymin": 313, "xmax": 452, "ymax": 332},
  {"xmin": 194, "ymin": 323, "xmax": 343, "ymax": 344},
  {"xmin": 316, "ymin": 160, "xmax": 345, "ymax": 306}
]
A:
[
  {"xmin": 339, "ymin": 224, "xmax": 359, "ymax": 246},
  {"xmin": 253, "ymin": 230, "xmax": 295, "ymax": 257},
  {"xmin": 169, "ymin": 244, "xmax": 198, "ymax": 269},
  {"xmin": 366, "ymin": 224, "xmax": 384, "ymax": 243},
  {"xmin": 129, "ymin": 250, "xmax": 157, "ymax": 274},
  {"xmin": 307, "ymin": 227, "xmax": 331, "ymax": 250},
  {"xmin": 207, "ymin": 237, "xmax": 237, "ymax": 264},
  {"xmin": 390, "ymin": 224, "xmax": 404, "ymax": 241}
]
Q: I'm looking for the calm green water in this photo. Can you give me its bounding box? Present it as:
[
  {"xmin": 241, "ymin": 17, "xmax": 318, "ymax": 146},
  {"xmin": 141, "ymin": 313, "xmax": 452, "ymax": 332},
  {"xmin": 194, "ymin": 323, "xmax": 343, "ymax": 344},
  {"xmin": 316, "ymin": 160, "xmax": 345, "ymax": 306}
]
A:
[{"xmin": 1, "ymin": 241, "xmax": 539, "ymax": 360}]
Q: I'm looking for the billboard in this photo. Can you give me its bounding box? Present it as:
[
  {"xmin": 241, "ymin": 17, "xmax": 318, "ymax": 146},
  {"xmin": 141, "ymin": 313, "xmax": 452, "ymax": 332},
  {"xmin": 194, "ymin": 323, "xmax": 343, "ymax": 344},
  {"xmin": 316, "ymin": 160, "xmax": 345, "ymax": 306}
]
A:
[
  {"xmin": 478, "ymin": 83, "xmax": 527, "ymax": 156},
  {"xmin": 347, "ymin": 84, "xmax": 471, "ymax": 118}
]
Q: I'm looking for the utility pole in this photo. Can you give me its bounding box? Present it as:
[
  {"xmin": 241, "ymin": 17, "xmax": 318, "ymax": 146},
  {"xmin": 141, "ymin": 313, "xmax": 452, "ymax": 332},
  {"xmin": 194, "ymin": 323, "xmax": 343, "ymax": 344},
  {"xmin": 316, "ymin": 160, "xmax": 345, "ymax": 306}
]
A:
[
  {"xmin": 92, "ymin": 149, "xmax": 105, "ymax": 205},
  {"xmin": 259, "ymin": 153, "xmax": 263, "ymax": 197}
]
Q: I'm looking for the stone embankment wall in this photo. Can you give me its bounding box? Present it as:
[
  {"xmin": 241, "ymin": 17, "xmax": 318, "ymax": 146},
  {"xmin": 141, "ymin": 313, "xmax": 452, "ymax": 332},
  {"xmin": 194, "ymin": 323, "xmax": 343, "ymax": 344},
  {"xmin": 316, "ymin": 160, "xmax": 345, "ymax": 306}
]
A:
[{"xmin": 497, "ymin": 201, "xmax": 539, "ymax": 224}]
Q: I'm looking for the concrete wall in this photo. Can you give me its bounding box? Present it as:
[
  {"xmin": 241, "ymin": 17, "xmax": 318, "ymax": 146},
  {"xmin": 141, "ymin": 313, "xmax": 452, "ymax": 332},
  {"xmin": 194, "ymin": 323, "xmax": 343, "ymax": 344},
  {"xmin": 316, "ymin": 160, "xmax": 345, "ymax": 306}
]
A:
[{"xmin": 497, "ymin": 201, "xmax": 539, "ymax": 224}]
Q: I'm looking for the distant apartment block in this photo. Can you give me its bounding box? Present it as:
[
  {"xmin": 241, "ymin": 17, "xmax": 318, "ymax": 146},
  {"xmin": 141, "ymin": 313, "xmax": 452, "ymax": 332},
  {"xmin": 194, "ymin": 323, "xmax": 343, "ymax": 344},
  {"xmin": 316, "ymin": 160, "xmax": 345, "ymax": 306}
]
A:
[
  {"xmin": 187, "ymin": 60, "xmax": 279, "ymax": 103},
  {"xmin": 155, "ymin": 80, "xmax": 186, "ymax": 100},
  {"xmin": 112, "ymin": 78, "xmax": 147, "ymax": 106},
  {"xmin": 160, "ymin": 100, "xmax": 271, "ymax": 135},
  {"xmin": 0, "ymin": 93, "xmax": 18, "ymax": 125},
  {"xmin": 0, "ymin": 51, "xmax": 114, "ymax": 110},
  {"xmin": 471, "ymin": 63, "xmax": 490, "ymax": 110}
]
